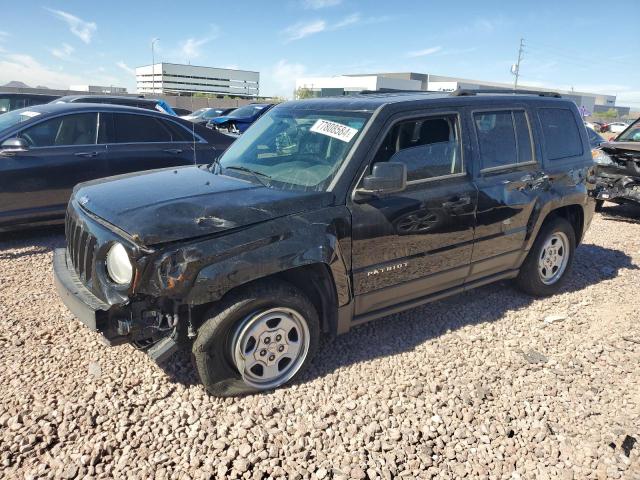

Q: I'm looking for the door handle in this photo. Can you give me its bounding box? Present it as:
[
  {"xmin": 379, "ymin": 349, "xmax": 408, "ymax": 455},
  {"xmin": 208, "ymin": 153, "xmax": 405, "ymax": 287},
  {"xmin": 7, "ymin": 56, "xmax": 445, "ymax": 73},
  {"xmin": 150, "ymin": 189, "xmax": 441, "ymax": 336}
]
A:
[
  {"xmin": 163, "ymin": 148, "xmax": 183, "ymax": 155},
  {"xmin": 75, "ymin": 151, "xmax": 99, "ymax": 158},
  {"xmin": 443, "ymin": 195, "xmax": 471, "ymax": 208}
]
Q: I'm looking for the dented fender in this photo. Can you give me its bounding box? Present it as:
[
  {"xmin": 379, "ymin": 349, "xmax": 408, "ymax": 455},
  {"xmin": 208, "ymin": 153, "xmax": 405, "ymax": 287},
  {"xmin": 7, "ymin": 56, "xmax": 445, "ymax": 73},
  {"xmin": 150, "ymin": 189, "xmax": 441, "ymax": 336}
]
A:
[{"xmin": 137, "ymin": 207, "xmax": 352, "ymax": 309}]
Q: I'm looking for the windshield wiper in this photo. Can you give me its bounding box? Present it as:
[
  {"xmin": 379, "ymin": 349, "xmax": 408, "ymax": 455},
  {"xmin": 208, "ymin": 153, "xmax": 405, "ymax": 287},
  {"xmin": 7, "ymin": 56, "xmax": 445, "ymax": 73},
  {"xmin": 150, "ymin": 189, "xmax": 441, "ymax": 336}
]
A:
[{"xmin": 223, "ymin": 165, "xmax": 272, "ymax": 187}]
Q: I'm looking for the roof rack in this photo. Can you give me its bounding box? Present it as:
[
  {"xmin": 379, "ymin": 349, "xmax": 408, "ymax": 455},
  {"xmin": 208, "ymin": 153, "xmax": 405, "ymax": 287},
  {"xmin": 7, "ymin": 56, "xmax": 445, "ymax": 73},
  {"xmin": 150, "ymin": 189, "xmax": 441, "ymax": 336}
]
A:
[
  {"xmin": 359, "ymin": 89, "xmax": 438, "ymax": 95},
  {"xmin": 450, "ymin": 88, "xmax": 562, "ymax": 98}
]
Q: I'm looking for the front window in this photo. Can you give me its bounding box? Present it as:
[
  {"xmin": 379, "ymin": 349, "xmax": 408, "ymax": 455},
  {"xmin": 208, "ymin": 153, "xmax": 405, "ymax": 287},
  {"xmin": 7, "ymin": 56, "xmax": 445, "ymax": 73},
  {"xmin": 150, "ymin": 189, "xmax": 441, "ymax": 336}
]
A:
[
  {"xmin": 218, "ymin": 107, "xmax": 370, "ymax": 191},
  {"xmin": 617, "ymin": 119, "xmax": 640, "ymax": 142}
]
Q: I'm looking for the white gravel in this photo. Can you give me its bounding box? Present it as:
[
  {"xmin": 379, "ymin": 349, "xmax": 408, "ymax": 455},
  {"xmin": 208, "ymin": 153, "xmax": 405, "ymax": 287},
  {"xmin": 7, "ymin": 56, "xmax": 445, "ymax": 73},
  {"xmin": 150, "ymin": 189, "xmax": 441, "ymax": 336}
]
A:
[{"xmin": 1, "ymin": 204, "xmax": 639, "ymax": 479}]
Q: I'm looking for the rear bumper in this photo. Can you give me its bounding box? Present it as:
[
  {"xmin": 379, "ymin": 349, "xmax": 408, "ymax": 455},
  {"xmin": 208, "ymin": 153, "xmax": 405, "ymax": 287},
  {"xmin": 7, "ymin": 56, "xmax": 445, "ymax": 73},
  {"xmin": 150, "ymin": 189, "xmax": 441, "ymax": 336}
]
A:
[{"xmin": 53, "ymin": 248, "xmax": 124, "ymax": 345}]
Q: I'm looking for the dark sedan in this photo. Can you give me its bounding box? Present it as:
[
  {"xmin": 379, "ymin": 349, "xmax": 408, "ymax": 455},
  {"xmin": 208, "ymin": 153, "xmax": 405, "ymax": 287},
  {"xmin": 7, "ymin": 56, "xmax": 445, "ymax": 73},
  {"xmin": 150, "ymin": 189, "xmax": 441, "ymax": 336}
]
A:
[
  {"xmin": 207, "ymin": 103, "xmax": 273, "ymax": 134},
  {"xmin": 0, "ymin": 103, "xmax": 235, "ymax": 231},
  {"xmin": 182, "ymin": 107, "xmax": 235, "ymax": 126}
]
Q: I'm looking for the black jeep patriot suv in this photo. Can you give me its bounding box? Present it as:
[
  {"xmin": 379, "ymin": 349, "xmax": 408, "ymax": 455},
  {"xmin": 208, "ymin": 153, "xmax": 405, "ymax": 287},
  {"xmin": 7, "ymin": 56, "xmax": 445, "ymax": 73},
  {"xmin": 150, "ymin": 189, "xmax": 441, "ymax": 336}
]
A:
[{"xmin": 54, "ymin": 90, "xmax": 595, "ymax": 396}]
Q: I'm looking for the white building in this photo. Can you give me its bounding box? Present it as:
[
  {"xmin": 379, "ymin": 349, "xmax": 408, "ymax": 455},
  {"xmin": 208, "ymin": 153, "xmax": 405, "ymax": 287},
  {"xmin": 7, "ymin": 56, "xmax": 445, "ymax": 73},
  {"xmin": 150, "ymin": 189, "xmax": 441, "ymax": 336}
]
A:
[
  {"xmin": 136, "ymin": 63, "xmax": 259, "ymax": 97},
  {"xmin": 70, "ymin": 85, "xmax": 128, "ymax": 94},
  {"xmin": 295, "ymin": 72, "xmax": 618, "ymax": 114}
]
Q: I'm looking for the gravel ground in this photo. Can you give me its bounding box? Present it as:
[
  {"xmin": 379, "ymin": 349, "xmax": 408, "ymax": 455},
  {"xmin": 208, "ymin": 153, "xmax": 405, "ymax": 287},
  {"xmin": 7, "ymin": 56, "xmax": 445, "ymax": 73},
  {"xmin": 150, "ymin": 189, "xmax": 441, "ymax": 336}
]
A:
[{"xmin": 0, "ymin": 205, "xmax": 639, "ymax": 480}]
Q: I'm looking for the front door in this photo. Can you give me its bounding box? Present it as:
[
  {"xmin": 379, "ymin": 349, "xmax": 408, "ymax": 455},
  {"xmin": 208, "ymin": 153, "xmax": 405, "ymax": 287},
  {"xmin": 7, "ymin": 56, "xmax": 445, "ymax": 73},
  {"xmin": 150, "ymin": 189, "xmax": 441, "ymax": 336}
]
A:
[
  {"xmin": 0, "ymin": 112, "xmax": 107, "ymax": 227},
  {"xmin": 349, "ymin": 109, "xmax": 478, "ymax": 316}
]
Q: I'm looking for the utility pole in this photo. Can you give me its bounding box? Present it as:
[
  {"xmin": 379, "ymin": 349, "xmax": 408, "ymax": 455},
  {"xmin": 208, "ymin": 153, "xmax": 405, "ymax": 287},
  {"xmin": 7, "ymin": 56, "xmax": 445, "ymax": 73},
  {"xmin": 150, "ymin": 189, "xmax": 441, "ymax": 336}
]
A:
[
  {"xmin": 151, "ymin": 38, "xmax": 159, "ymax": 95},
  {"xmin": 512, "ymin": 38, "xmax": 525, "ymax": 90}
]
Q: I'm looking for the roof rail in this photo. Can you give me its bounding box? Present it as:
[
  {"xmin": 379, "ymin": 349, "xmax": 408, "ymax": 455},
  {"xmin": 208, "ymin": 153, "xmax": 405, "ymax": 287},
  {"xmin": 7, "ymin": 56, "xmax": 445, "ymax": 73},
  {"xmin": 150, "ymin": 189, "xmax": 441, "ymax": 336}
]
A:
[
  {"xmin": 450, "ymin": 88, "xmax": 562, "ymax": 98},
  {"xmin": 359, "ymin": 88, "xmax": 437, "ymax": 95}
]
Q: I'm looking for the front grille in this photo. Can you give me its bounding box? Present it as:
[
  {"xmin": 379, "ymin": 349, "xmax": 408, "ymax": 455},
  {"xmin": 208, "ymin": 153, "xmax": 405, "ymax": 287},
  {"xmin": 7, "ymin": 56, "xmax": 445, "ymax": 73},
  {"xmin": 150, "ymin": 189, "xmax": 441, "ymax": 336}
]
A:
[{"xmin": 65, "ymin": 212, "xmax": 97, "ymax": 283}]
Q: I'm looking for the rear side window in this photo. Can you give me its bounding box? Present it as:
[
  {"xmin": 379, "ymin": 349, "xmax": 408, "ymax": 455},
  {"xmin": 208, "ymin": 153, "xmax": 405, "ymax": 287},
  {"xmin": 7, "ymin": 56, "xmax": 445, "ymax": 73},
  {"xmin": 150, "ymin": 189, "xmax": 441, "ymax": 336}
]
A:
[
  {"xmin": 162, "ymin": 120, "xmax": 196, "ymax": 142},
  {"xmin": 538, "ymin": 108, "xmax": 583, "ymax": 160},
  {"xmin": 474, "ymin": 110, "xmax": 533, "ymax": 170},
  {"xmin": 113, "ymin": 113, "xmax": 172, "ymax": 143}
]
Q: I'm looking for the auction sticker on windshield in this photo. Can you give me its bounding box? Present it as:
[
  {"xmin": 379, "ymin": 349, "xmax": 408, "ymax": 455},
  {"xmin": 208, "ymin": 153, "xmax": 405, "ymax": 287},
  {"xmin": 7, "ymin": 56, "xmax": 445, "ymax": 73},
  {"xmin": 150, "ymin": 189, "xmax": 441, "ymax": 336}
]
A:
[
  {"xmin": 310, "ymin": 119, "xmax": 358, "ymax": 142},
  {"xmin": 21, "ymin": 111, "xmax": 41, "ymax": 118}
]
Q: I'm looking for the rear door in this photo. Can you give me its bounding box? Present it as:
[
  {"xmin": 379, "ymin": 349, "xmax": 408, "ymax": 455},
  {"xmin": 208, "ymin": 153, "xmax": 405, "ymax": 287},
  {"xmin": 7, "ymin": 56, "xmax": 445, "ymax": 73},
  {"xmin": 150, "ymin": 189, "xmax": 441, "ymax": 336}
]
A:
[
  {"xmin": 0, "ymin": 112, "xmax": 107, "ymax": 226},
  {"xmin": 349, "ymin": 107, "xmax": 478, "ymax": 316},
  {"xmin": 102, "ymin": 112, "xmax": 204, "ymax": 176},
  {"xmin": 468, "ymin": 105, "xmax": 546, "ymax": 281}
]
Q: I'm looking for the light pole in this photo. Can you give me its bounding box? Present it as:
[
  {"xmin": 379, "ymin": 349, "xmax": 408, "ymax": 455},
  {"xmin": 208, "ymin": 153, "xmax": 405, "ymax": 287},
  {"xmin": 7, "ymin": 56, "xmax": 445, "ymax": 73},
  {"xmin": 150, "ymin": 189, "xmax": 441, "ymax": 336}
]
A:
[{"xmin": 151, "ymin": 38, "xmax": 159, "ymax": 95}]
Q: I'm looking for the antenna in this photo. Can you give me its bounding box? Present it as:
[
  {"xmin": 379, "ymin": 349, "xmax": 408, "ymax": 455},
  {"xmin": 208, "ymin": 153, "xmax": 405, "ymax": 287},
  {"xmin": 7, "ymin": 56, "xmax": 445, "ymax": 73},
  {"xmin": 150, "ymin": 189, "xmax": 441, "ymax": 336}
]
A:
[
  {"xmin": 511, "ymin": 38, "xmax": 525, "ymax": 90},
  {"xmin": 191, "ymin": 94, "xmax": 197, "ymax": 166}
]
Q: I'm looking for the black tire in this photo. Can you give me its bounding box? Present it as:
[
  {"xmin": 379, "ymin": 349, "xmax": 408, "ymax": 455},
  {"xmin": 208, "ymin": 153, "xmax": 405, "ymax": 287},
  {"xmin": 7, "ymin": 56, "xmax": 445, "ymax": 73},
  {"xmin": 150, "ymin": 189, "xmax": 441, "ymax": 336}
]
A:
[
  {"xmin": 595, "ymin": 200, "xmax": 604, "ymax": 212},
  {"xmin": 192, "ymin": 279, "xmax": 320, "ymax": 397},
  {"xmin": 515, "ymin": 216, "xmax": 576, "ymax": 297}
]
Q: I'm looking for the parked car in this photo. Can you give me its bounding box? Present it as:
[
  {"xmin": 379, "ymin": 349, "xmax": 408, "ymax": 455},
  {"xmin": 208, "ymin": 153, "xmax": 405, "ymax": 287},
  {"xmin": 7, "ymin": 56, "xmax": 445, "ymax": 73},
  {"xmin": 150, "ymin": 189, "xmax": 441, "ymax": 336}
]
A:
[
  {"xmin": 183, "ymin": 107, "xmax": 235, "ymax": 126},
  {"xmin": 207, "ymin": 103, "xmax": 273, "ymax": 134},
  {"xmin": 54, "ymin": 90, "xmax": 595, "ymax": 396},
  {"xmin": 606, "ymin": 122, "xmax": 629, "ymax": 134},
  {"xmin": 54, "ymin": 95, "xmax": 177, "ymax": 116},
  {"xmin": 592, "ymin": 117, "xmax": 640, "ymax": 211},
  {"xmin": 172, "ymin": 107, "xmax": 192, "ymax": 116},
  {"xmin": 0, "ymin": 103, "xmax": 235, "ymax": 231},
  {"xmin": 0, "ymin": 93, "xmax": 61, "ymax": 114}
]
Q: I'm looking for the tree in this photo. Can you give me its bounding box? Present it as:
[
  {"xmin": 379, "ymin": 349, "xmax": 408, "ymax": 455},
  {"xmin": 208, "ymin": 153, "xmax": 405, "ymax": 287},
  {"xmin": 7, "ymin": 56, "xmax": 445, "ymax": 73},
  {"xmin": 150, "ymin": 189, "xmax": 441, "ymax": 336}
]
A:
[{"xmin": 295, "ymin": 87, "xmax": 315, "ymax": 100}]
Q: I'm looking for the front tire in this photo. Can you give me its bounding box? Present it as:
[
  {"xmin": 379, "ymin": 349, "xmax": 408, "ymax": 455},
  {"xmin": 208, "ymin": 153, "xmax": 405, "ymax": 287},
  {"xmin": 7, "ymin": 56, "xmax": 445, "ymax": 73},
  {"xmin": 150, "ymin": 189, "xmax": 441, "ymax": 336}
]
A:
[
  {"xmin": 515, "ymin": 216, "xmax": 576, "ymax": 297},
  {"xmin": 192, "ymin": 280, "xmax": 319, "ymax": 397}
]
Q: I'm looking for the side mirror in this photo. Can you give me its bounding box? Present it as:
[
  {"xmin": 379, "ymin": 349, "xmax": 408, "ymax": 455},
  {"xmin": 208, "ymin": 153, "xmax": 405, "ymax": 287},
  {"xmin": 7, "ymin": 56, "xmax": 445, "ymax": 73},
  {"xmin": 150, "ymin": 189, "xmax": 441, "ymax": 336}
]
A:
[
  {"xmin": 355, "ymin": 162, "xmax": 407, "ymax": 199},
  {"xmin": 1, "ymin": 137, "xmax": 28, "ymax": 153}
]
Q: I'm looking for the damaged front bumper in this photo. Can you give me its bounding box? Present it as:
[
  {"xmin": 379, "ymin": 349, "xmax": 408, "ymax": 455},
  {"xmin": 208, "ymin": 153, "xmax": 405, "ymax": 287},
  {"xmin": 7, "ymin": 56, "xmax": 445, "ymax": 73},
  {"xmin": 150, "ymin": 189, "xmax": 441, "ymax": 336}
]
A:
[
  {"xmin": 53, "ymin": 248, "xmax": 179, "ymax": 361},
  {"xmin": 594, "ymin": 172, "xmax": 640, "ymax": 204}
]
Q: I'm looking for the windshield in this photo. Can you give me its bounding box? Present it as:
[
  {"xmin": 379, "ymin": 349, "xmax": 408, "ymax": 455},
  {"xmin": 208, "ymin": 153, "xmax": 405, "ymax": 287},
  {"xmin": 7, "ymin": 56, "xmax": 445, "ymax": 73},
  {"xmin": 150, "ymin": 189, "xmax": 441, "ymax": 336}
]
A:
[
  {"xmin": 218, "ymin": 107, "xmax": 370, "ymax": 191},
  {"xmin": 190, "ymin": 108, "xmax": 209, "ymax": 117},
  {"xmin": 228, "ymin": 105, "xmax": 268, "ymax": 119},
  {"xmin": 0, "ymin": 107, "xmax": 43, "ymax": 133},
  {"xmin": 617, "ymin": 119, "xmax": 640, "ymax": 142},
  {"xmin": 202, "ymin": 109, "xmax": 225, "ymax": 119}
]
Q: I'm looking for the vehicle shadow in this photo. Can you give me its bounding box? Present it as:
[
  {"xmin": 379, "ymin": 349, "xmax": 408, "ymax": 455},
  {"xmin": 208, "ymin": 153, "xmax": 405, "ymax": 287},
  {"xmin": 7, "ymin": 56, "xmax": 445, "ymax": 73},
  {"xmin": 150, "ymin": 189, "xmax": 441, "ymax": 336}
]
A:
[
  {"xmin": 159, "ymin": 241, "xmax": 637, "ymax": 390},
  {"xmin": 0, "ymin": 225, "xmax": 65, "ymax": 256},
  {"xmin": 599, "ymin": 202, "xmax": 640, "ymax": 225}
]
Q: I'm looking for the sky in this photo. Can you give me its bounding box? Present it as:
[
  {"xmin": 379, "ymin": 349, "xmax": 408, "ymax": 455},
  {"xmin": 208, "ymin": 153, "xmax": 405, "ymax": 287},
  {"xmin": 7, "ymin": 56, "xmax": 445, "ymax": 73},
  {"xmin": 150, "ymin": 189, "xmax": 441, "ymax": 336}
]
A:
[{"xmin": 0, "ymin": 0, "xmax": 638, "ymax": 106}]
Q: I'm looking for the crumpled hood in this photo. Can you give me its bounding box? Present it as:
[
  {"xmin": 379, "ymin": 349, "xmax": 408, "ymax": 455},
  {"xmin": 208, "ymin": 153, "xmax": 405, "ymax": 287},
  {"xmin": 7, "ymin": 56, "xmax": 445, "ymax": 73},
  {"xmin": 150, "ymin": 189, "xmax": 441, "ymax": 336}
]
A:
[
  {"xmin": 73, "ymin": 166, "xmax": 334, "ymax": 245},
  {"xmin": 211, "ymin": 115, "xmax": 251, "ymax": 125},
  {"xmin": 602, "ymin": 141, "xmax": 640, "ymax": 155}
]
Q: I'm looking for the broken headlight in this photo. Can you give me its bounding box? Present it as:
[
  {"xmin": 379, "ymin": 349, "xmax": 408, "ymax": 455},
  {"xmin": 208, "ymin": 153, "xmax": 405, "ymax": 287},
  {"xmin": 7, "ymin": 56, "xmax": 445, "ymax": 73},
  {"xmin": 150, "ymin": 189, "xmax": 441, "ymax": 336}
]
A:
[
  {"xmin": 592, "ymin": 148, "xmax": 613, "ymax": 166},
  {"xmin": 106, "ymin": 242, "xmax": 133, "ymax": 285}
]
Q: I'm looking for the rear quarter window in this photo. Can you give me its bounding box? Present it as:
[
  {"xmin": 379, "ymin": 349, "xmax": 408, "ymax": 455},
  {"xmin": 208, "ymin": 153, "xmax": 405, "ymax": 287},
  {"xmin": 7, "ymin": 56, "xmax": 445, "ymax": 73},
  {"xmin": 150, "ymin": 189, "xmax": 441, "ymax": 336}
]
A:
[{"xmin": 538, "ymin": 108, "xmax": 583, "ymax": 160}]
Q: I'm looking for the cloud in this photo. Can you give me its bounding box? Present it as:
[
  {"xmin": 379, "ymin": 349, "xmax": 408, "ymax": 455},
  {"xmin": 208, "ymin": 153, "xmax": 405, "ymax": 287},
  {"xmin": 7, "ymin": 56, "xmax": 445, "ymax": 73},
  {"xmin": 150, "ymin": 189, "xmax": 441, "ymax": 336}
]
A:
[
  {"xmin": 406, "ymin": 46, "xmax": 442, "ymax": 58},
  {"xmin": 334, "ymin": 13, "xmax": 360, "ymax": 29},
  {"xmin": 0, "ymin": 53, "xmax": 83, "ymax": 88},
  {"xmin": 303, "ymin": 0, "xmax": 341, "ymax": 8},
  {"xmin": 177, "ymin": 26, "xmax": 220, "ymax": 60},
  {"xmin": 262, "ymin": 59, "xmax": 306, "ymax": 98},
  {"xmin": 283, "ymin": 20, "xmax": 326, "ymax": 42},
  {"xmin": 283, "ymin": 13, "xmax": 391, "ymax": 42},
  {"xmin": 116, "ymin": 61, "xmax": 135, "ymax": 76},
  {"xmin": 45, "ymin": 8, "xmax": 97, "ymax": 44},
  {"xmin": 50, "ymin": 43, "xmax": 75, "ymax": 61}
]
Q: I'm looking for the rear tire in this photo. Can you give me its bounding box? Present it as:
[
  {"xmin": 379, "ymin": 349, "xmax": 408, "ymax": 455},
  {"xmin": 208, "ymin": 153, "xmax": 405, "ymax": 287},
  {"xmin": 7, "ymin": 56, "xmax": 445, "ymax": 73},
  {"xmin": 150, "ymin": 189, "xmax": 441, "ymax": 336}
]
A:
[
  {"xmin": 192, "ymin": 279, "xmax": 319, "ymax": 397},
  {"xmin": 515, "ymin": 216, "xmax": 576, "ymax": 297}
]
